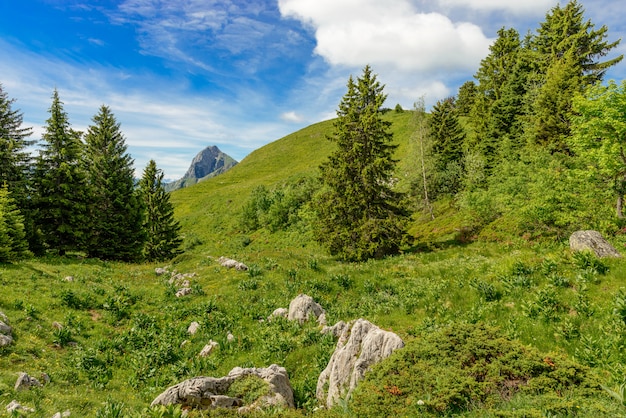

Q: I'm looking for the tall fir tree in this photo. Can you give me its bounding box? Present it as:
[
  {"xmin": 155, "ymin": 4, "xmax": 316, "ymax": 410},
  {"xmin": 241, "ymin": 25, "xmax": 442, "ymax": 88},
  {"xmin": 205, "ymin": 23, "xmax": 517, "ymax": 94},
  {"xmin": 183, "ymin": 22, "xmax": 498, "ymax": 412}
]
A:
[
  {"xmin": 430, "ymin": 97, "xmax": 465, "ymax": 171},
  {"xmin": 139, "ymin": 159, "xmax": 182, "ymax": 261},
  {"xmin": 0, "ymin": 84, "xmax": 36, "ymax": 251},
  {"xmin": 32, "ymin": 89, "xmax": 88, "ymax": 255},
  {"xmin": 0, "ymin": 184, "xmax": 30, "ymax": 262},
  {"xmin": 315, "ymin": 66, "xmax": 409, "ymax": 261},
  {"xmin": 84, "ymin": 105, "xmax": 145, "ymax": 261}
]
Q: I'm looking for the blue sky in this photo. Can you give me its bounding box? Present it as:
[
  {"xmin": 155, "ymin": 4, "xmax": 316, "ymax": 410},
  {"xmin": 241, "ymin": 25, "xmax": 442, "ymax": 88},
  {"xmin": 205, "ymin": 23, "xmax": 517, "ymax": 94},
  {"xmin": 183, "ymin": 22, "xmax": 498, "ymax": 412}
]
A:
[{"xmin": 1, "ymin": 0, "xmax": 625, "ymax": 179}]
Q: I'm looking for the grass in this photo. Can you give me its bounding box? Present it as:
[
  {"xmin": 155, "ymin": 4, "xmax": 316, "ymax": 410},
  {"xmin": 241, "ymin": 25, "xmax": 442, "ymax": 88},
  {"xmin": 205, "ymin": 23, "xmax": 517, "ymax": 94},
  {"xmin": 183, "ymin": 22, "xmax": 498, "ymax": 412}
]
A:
[{"xmin": 2, "ymin": 111, "xmax": 626, "ymax": 416}]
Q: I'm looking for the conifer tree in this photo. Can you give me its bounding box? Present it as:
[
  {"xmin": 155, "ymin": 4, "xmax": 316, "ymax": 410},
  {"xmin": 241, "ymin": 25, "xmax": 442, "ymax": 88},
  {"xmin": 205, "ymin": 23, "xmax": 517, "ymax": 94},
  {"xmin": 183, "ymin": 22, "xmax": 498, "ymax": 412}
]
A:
[
  {"xmin": 0, "ymin": 83, "xmax": 33, "ymax": 197},
  {"xmin": 430, "ymin": 97, "xmax": 465, "ymax": 171},
  {"xmin": 315, "ymin": 66, "xmax": 408, "ymax": 261},
  {"xmin": 0, "ymin": 184, "xmax": 30, "ymax": 262},
  {"xmin": 32, "ymin": 89, "xmax": 88, "ymax": 255},
  {"xmin": 84, "ymin": 105, "xmax": 145, "ymax": 261},
  {"xmin": 139, "ymin": 159, "xmax": 182, "ymax": 261}
]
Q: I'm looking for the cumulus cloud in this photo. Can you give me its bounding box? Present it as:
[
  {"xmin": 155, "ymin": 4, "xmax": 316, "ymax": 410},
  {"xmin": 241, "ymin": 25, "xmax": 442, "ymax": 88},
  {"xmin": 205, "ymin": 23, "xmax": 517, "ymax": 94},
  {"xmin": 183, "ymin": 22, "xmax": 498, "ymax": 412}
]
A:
[
  {"xmin": 437, "ymin": 0, "xmax": 557, "ymax": 15},
  {"xmin": 279, "ymin": 0, "xmax": 491, "ymax": 74}
]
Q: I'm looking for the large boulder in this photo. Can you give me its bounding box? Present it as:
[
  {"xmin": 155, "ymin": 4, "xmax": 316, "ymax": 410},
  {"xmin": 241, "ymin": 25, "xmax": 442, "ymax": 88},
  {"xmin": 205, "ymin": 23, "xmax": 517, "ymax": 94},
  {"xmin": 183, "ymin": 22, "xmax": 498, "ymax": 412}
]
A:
[
  {"xmin": 316, "ymin": 318, "xmax": 405, "ymax": 408},
  {"xmin": 151, "ymin": 364, "xmax": 294, "ymax": 412},
  {"xmin": 288, "ymin": 294, "xmax": 325, "ymax": 324},
  {"xmin": 570, "ymin": 230, "xmax": 621, "ymax": 258}
]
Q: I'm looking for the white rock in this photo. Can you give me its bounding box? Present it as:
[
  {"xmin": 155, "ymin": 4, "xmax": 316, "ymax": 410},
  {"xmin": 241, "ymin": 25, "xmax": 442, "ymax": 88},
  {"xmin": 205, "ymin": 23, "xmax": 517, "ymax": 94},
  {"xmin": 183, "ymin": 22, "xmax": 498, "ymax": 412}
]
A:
[
  {"xmin": 188, "ymin": 321, "xmax": 200, "ymax": 335},
  {"xmin": 199, "ymin": 340, "xmax": 219, "ymax": 357},
  {"xmin": 316, "ymin": 318, "xmax": 405, "ymax": 408},
  {"xmin": 287, "ymin": 294, "xmax": 325, "ymax": 324}
]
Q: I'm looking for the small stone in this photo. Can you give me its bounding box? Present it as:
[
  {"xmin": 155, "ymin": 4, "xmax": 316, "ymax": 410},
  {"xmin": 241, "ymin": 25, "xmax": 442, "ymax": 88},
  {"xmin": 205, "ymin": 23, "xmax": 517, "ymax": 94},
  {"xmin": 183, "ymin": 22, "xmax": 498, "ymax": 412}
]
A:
[
  {"xmin": 199, "ymin": 340, "xmax": 219, "ymax": 357},
  {"xmin": 188, "ymin": 321, "xmax": 200, "ymax": 335},
  {"xmin": 155, "ymin": 267, "xmax": 168, "ymax": 276},
  {"xmin": 52, "ymin": 321, "xmax": 63, "ymax": 330},
  {"xmin": 15, "ymin": 372, "xmax": 42, "ymax": 391},
  {"xmin": 227, "ymin": 332, "xmax": 235, "ymax": 343},
  {"xmin": 176, "ymin": 287, "xmax": 192, "ymax": 297},
  {"xmin": 64, "ymin": 276, "xmax": 74, "ymax": 282}
]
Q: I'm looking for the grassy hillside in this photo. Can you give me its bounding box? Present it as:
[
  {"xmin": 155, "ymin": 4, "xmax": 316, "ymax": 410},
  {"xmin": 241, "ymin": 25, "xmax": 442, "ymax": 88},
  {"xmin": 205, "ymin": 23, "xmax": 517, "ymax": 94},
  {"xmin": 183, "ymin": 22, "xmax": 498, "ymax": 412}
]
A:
[{"xmin": 2, "ymin": 111, "xmax": 626, "ymax": 416}]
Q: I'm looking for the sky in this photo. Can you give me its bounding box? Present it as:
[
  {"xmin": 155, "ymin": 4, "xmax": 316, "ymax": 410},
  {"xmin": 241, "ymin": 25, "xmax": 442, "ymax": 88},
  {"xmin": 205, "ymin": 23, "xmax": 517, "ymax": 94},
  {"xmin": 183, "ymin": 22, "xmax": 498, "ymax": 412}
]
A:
[{"xmin": 0, "ymin": 0, "xmax": 625, "ymax": 180}]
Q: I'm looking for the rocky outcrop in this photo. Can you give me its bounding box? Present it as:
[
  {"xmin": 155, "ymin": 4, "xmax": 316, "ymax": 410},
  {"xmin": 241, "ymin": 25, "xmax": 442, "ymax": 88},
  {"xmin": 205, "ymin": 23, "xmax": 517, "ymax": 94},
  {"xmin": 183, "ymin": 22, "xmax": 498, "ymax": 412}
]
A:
[
  {"xmin": 164, "ymin": 146, "xmax": 238, "ymax": 192},
  {"xmin": 15, "ymin": 372, "xmax": 42, "ymax": 391},
  {"xmin": 0, "ymin": 312, "xmax": 13, "ymax": 347},
  {"xmin": 218, "ymin": 256, "xmax": 248, "ymax": 271},
  {"xmin": 6, "ymin": 400, "xmax": 34, "ymax": 414},
  {"xmin": 570, "ymin": 230, "xmax": 621, "ymax": 258},
  {"xmin": 288, "ymin": 294, "xmax": 326, "ymax": 324},
  {"xmin": 316, "ymin": 318, "xmax": 405, "ymax": 408},
  {"xmin": 151, "ymin": 364, "xmax": 294, "ymax": 412}
]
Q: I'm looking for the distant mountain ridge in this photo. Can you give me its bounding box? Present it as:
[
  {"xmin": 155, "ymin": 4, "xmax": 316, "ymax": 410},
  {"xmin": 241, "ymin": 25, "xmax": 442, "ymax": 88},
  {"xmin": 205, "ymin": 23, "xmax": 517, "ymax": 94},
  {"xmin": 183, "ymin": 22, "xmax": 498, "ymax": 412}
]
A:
[{"xmin": 164, "ymin": 145, "xmax": 238, "ymax": 192}]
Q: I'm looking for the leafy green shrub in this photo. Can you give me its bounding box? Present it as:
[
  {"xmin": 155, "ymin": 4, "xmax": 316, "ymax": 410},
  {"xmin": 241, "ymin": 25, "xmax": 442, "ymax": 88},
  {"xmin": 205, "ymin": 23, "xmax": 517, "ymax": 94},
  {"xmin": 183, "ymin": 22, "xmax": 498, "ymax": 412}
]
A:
[
  {"xmin": 573, "ymin": 251, "xmax": 609, "ymax": 275},
  {"xmin": 470, "ymin": 279, "xmax": 500, "ymax": 301},
  {"xmin": 332, "ymin": 274, "xmax": 353, "ymax": 290},
  {"xmin": 95, "ymin": 398, "xmax": 125, "ymax": 418},
  {"xmin": 349, "ymin": 323, "xmax": 605, "ymax": 417}
]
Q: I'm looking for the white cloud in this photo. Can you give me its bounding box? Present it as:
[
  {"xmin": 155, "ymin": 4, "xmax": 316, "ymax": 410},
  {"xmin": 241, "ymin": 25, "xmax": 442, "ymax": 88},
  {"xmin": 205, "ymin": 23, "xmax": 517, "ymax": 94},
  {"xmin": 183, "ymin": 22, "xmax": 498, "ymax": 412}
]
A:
[
  {"xmin": 280, "ymin": 111, "xmax": 305, "ymax": 123},
  {"xmin": 437, "ymin": 0, "xmax": 557, "ymax": 15},
  {"xmin": 279, "ymin": 0, "xmax": 491, "ymax": 74}
]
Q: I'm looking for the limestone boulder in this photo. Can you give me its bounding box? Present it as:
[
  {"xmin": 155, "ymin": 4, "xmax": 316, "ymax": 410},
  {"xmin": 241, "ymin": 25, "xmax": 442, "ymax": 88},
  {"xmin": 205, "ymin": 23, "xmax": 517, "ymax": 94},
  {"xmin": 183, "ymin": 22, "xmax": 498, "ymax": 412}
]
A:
[
  {"xmin": 199, "ymin": 340, "xmax": 219, "ymax": 357},
  {"xmin": 288, "ymin": 294, "xmax": 325, "ymax": 324},
  {"xmin": 316, "ymin": 318, "xmax": 405, "ymax": 408},
  {"xmin": 151, "ymin": 364, "xmax": 294, "ymax": 412},
  {"xmin": 0, "ymin": 320, "xmax": 11, "ymax": 336},
  {"xmin": 0, "ymin": 334, "xmax": 13, "ymax": 347},
  {"xmin": 218, "ymin": 256, "xmax": 248, "ymax": 271},
  {"xmin": 570, "ymin": 230, "xmax": 621, "ymax": 258},
  {"xmin": 188, "ymin": 321, "xmax": 200, "ymax": 335}
]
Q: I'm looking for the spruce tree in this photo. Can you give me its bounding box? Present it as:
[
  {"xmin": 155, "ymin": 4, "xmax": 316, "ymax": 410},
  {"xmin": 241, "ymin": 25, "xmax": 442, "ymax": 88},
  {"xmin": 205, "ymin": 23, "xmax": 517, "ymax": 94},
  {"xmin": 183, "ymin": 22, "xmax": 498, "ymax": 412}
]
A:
[
  {"xmin": 32, "ymin": 89, "xmax": 88, "ymax": 255},
  {"xmin": 84, "ymin": 105, "xmax": 145, "ymax": 261},
  {"xmin": 139, "ymin": 159, "xmax": 182, "ymax": 261},
  {"xmin": 430, "ymin": 97, "xmax": 465, "ymax": 171},
  {"xmin": 0, "ymin": 184, "xmax": 30, "ymax": 262},
  {"xmin": 0, "ymin": 84, "xmax": 36, "ymax": 251},
  {"xmin": 315, "ymin": 66, "xmax": 408, "ymax": 261}
]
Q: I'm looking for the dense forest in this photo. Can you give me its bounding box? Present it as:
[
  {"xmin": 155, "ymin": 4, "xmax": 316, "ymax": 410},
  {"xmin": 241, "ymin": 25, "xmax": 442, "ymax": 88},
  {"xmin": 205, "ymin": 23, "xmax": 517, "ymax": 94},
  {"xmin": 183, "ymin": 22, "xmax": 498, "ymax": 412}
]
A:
[{"xmin": 4, "ymin": 1, "xmax": 626, "ymax": 417}]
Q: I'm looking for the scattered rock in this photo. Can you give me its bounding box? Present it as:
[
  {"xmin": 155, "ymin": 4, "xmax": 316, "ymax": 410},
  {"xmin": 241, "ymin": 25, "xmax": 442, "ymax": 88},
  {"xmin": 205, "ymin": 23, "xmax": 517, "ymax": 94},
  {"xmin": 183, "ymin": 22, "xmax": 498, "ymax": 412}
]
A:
[
  {"xmin": 155, "ymin": 267, "xmax": 169, "ymax": 276},
  {"xmin": 0, "ymin": 311, "xmax": 8, "ymax": 323},
  {"xmin": 41, "ymin": 373, "xmax": 51, "ymax": 384},
  {"xmin": 316, "ymin": 318, "xmax": 405, "ymax": 408},
  {"xmin": 570, "ymin": 230, "xmax": 621, "ymax": 258},
  {"xmin": 151, "ymin": 364, "xmax": 294, "ymax": 412},
  {"xmin": 0, "ymin": 320, "xmax": 11, "ymax": 335},
  {"xmin": 51, "ymin": 410, "xmax": 71, "ymax": 418},
  {"xmin": 199, "ymin": 340, "xmax": 219, "ymax": 357},
  {"xmin": 268, "ymin": 308, "xmax": 288, "ymax": 321},
  {"xmin": 188, "ymin": 321, "xmax": 200, "ymax": 335},
  {"xmin": 218, "ymin": 256, "xmax": 248, "ymax": 271},
  {"xmin": 288, "ymin": 294, "xmax": 325, "ymax": 324},
  {"xmin": 176, "ymin": 287, "xmax": 192, "ymax": 298},
  {"xmin": 6, "ymin": 400, "xmax": 34, "ymax": 413},
  {"xmin": 0, "ymin": 334, "xmax": 13, "ymax": 347},
  {"xmin": 64, "ymin": 276, "xmax": 74, "ymax": 282},
  {"xmin": 52, "ymin": 321, "xmax": 63, "ymax": 330},
  {"xmin": 227, "ymin": 332, "xmax": 235, "ymax": 343},
  {"xmin": 14, "ymin": 372, "xmax": 42, "ymax": 391}
]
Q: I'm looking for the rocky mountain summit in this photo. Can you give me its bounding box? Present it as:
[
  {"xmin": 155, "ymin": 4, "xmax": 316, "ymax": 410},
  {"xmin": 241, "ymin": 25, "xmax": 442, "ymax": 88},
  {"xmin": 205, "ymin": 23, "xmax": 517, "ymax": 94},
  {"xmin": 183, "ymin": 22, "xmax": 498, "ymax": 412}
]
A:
[{"xmin": 164, "ymin": 145, "xmax": 237, "ymax": 192}]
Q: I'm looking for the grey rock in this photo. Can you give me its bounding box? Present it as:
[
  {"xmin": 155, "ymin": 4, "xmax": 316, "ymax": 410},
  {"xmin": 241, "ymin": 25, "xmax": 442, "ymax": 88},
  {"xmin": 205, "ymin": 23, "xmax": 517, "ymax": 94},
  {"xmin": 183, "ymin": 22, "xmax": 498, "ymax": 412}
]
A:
[
  {"xmin": 6, "ymin": 400, "xmax": 34, "ymax": 413},
  {"xmin": 0, "ymin": 311, "xmax": 8, "ymax": 323},
  {"xmin": 151, "ymin": 364, "xmax": 293, "ymax": 411},
  {"xmin": 165, "ymin": 146, "xmax": 238, "ymax": 192},
  {"xmin": 0, "ymin": 320, "xmax": 11, "ymax": 335},
  {"xmin": 288, "ymin": 294, "xmax": 325, "ymax": 324},
  {"xmin": 268, "ymin": 308, "xmax": 288, "ymax": 321},
  {"xmin": 64, "ymin": 276, "xmax": 74, "ymax": 282},
  {"xmin": 218, "ymin": 256, "xmax": 248, "ymax": 271},
  {"xmin": 155, "ymin": 267, "xmax": 168, "ymax": 276},
  {"xmin": 210, "ymin": 395, "xmax": 242, "ymax": 408},
  {"xmin": 15, "ymin": 372, "xmax": 42, "ymax": 391},
  {"xmin": 176, "ymin": 287, "xmax": 192, "ymax": 298},
  {"xmin": 570, "ymin": 230, "xmax": 621, "ymax": 258},
  {"xmin": 316, "ymin": 318, "xmax": 405, "ymax": 408},
  {"xmin": 0, "ymin": 334, "xmax": 13, "ymax": 347}
]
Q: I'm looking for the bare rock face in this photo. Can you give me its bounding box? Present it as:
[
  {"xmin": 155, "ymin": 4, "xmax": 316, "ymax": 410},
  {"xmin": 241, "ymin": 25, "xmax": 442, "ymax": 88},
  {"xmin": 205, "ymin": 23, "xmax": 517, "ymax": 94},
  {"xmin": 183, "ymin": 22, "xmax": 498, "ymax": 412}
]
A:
[
  {"xmin": 288, "ymin": 294, "xmax": 325, "ymax": 324},
  {"xmin": 570, "ymin": 230, "xmax": 621, "ymax": 258},
  {"xmin": 316, "ymin": 318, "xmax": 405, "ymax": 408},
  {"xmin": 151, "ymin": 364, "xmax": 294, "ymax": 412}
]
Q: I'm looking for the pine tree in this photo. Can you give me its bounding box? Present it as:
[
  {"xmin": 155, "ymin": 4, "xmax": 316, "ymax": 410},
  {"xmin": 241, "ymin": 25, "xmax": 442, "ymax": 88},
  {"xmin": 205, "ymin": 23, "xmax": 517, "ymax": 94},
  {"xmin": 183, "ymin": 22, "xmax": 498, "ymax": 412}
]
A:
[
  {"xmin": 0, "ymin": 184, "xmax": 30, "ymax": 262},
  {"xmin": 32, "ymin": 89, "xmax": 88, "ymax": 255},
  {"xmin": 84, "ymin": 105, "xmax": 145, "ymax": 261},
  {"xmin": 315, "ymin": 66, "xmax": 409, "ymax": 261},
  {"xmin": 139, "ymin": 159, "xmax": 182, "ymax": 261}
]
